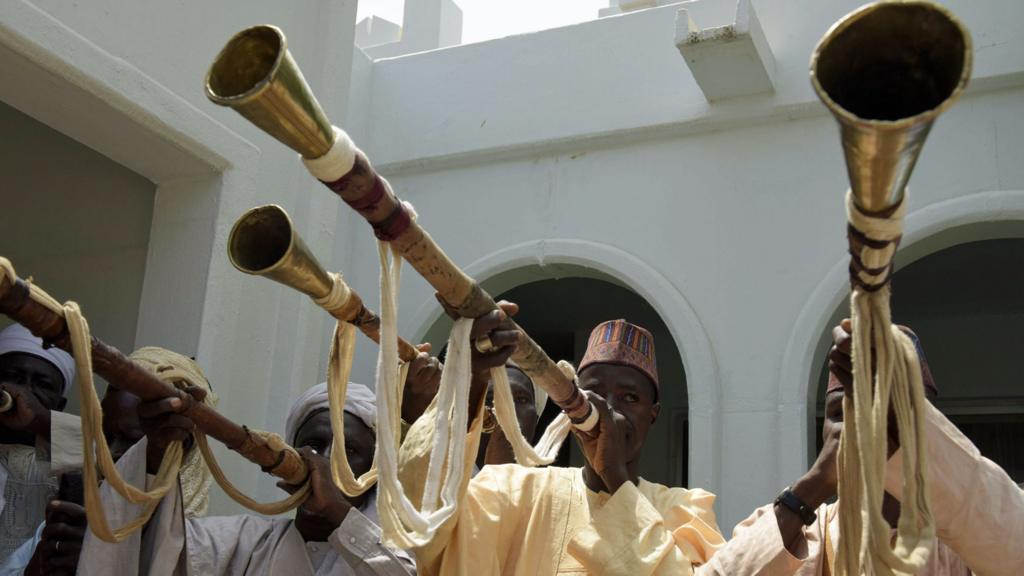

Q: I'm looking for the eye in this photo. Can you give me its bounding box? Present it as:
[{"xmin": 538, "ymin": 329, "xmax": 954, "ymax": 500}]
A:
[
  {"xmin": 826, "ymin": 405, "xmax": 844, "ymax": 423},
  {"xmin": 513, "ymin": 394, "xmax": 531, "ymax": 405},
  {"xmin": 622, "ymin": 393, "xmax": 640, "ymax": 403}
]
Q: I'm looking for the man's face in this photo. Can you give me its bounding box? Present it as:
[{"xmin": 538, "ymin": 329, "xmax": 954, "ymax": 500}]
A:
[
  {"xmin": 823, "ymin": 390, "xmax": 844, "ymax": 443},
  {"xmin": 577, "ymin": 363, "xmax": 659, "ymax": 463},
  {"xmin": 485, "ymin": 367, "xmax": 538, "ymax": 440},
  {"xmin": 101, "ymin": 388, "xmax": 144, "ymax": 462},
  {"xmin": 0, "ymin": 352, "xmax": 66, "ymax": 411},
  {"xmin": 293, "ymin": 409, "xmax": 376, "ymax": 509},
  {"xmin": 507, "ymin": 368, "xmax": 538, "ymax": 440}
]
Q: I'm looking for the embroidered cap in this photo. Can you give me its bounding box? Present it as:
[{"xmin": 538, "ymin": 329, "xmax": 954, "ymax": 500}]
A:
[{"xmin": 578, "ymin": 319, "xmax": 658, "ymax": 391}]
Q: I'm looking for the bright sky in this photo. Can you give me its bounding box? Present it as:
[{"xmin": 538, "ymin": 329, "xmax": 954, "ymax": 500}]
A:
[{"xmin": 356, "ymin": 0, "xmax": 610, "ymax": 44}]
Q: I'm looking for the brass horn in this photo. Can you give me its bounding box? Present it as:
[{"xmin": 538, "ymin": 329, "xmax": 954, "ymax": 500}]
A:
[
  {"xmin": 205, "ymin": 25, "xmax": 333, "ymax": 159},
  {"xmin": 228, "ymin": 205, "xmax": 420, "ymax": 362},
  {"xmin": 810, "ymin": 1, "xmax": 972, "ymax": 212},
  {"xmin": 209, "ymin": 28, "xmax": 597, "ymax": 427}
]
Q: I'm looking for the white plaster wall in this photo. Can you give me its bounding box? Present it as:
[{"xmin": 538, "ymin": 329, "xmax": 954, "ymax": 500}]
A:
[
  {"xmin": 2, "ymin": 0, "xmax": 1020, "ymax": 533},
  {"xmin": 1, "ymin": 0, "xmax": 360, "ymax": 515},
  {"xmin": 338, "ymin": 0, "xmax": 1024, "ymax": 530}
]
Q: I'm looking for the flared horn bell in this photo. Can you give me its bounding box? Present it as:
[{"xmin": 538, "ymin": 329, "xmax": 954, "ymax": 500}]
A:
[
  {"xmin": 206, "ymin": 25, "xmax": 334, "ymax": 159},
  {"xmin": 810, "ymin": 1, "xmax": 972, "ymax": 213},
  {"xmin": 228, "ymin": 205, "xmax": 335, "ymax": 301}
]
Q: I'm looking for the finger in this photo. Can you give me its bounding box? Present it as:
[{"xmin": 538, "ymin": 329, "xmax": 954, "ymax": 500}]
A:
[
  {"xmin": 426, "ymin": 361, "xmax": 442, "ymax": 380},
  {"xmin": 485, "ymin": 330, "xmax": 519, "ymax": 350},
  {"xmin": 832, "ymin": 326, "xmax": 852, "ymax": 355},
  {"xmin": 840, "ymin": 318, "xmax": 852, "ymax": 333},
  {"xmin": 276, "ymin": 480, "xmax": 300, "ymax": 495},
  {"xmin": 416, "ymin": 342, "xmax": 432, "ymax": 353},
  {"xmin": 469, "ymin": 309, "xmax": 508, "ymax": 339},
  {"xmin": 496, "ymin": 300, "xmax": 519, "ymax": 318},
  {"xmin": 136, "ymin": 396, "xmax": 187, "ymax": 419},
  {"xmin": 41, "ymin": 522, "xmax": 85, "ymax": 540},
  {"xmin": 829, "ymin": 361, "xmax": 853, "ymax": 389},
  {"xmin": 46, "ymin": 501, "xmax": 86, "ymax": 525},
  {"xmin": 298, "ymin": 447, "xmax": 329, "ymax": 473},
  {"xmin": 829, "ymin": 346, "xmax": 852, "ymax": 372},
  {"xmin": 473, "ymin": 345, "xmax": 517, "ymax": 372},
  {"xmin": 182, "ymin": 384, "xmax": 207, "ymax": 404},
  {"xmin": 46, "ymin": 550, "xmax": 83, "ymax": 571},
  {"xmin": 585, "ymin": 391, "xmax": 613, "ymax": 425}
]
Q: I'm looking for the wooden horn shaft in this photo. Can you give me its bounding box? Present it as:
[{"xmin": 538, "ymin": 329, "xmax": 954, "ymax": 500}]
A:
[
  {"xmin": 327, "ymin": 154, "xmax": 590, "ymax": 421},
  {"xmin": 0, "ymin": 273, "xmax": 308, "ymax": 485},
  {"xmin": 335, "ymin": 288, "xmax": 421, "ymax": 363}
]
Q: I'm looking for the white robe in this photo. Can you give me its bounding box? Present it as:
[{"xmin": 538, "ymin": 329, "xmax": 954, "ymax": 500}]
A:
[
  {"xmin": 79, "ymin": 439, "xmax": 415, "ymax": 576},
  {"xmin": 0, "ymin": 410, "xmax": 81, "ymax": 560}
]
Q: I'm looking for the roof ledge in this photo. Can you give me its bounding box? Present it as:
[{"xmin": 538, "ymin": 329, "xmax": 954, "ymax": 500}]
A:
[{"xmin": 675, "ymin": 0, "xmax": 776, "ymax": 101}]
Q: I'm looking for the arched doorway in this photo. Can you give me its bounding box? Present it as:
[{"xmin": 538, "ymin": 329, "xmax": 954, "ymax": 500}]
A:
[
  {"xmin": 422, "ymin": 267, "xmax": 689, "ymax": 487},
  {"xmin": 775, "ymin": 190, "xmax": 1024, "ymax": 485},
  {"xmin": 810, "ymin": 238, "xmax": 1024, "ymax": 481}
]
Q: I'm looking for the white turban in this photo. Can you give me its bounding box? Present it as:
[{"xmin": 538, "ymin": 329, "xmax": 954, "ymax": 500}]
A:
[
  {"xmin": 285, "ymin": 381, "xmax": 376, "ymax": 445},
  {"xmin": 0, "ymin": 323, "xmax": 76, "ymax": 395},
  {"xmin": 128, "ymin": 346, "xmax": 218, "ymax": 518}
]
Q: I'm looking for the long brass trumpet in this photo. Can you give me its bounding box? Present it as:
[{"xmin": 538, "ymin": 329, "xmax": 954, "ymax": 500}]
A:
[
  {"xmin": 206, "ymin": 26, "xmax": 595, "ymax": 427},
  {"xmin": 228, "ymin": 204, "xmax": 420, "ymax": 363},
  {"xmin": 810, "ymin": 1, "xmax": 971, "ymax": 213},
  {"xmin": 809, "ymin": 3, "xmax": 971, "ymax": 573}
]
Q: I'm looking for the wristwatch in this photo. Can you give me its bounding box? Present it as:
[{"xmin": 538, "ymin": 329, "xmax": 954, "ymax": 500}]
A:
[{"xmin": 774, "ymin": 487, "xmax": 817, "ymax": 526}]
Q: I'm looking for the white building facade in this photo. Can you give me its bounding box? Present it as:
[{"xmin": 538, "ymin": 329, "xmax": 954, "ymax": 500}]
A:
[{"xmin": 1, "ymin": 0, "xmax": 1022, "ymax": 531}]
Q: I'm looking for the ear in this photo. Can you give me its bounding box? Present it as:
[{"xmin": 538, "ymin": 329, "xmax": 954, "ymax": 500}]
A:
[{"xmin": 650, "ymin": 402, "xmax": 661, "ymax": 425}]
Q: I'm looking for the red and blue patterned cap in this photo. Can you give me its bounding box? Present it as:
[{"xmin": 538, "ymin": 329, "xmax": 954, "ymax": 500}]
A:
[{"xmin": 578, "ymin": 319, "xmax": 658, "ymax": 390}]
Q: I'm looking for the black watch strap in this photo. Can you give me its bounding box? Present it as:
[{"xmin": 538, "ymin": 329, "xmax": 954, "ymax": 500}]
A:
[{"xmin": 775, "ymin": 487, "xmax": 817, "ymax": 526}]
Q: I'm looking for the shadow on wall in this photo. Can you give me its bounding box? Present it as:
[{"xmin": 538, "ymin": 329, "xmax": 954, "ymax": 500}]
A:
[
  {"xmin": 0, "ymin": 100, "xmax": 156, "ymax": 413},
  {"xmin": 425, "ymin": 271, "xmax": 689, "ymax": 487},
  {"xmin": 811, "ymin": 237, "xmax": 1024, "ymax": 481}
]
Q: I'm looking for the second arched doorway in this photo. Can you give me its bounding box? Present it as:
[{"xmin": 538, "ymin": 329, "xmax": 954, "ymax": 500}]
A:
[{"xmin": 421, "ymin": 266, "xmax": 689, "ymax": 487}]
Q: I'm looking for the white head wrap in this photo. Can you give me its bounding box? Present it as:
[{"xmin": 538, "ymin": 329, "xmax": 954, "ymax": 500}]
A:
[
  {"xmin": 127, "ymin": 347, "xmax": 218, "ymax": 518},
  {"xmin": 0, "ymin": 323, "xmax": 76, "ymax": 395},
  {"xmin": 285, "ymin": 381, "xmax": 376, "ymax": 445}
]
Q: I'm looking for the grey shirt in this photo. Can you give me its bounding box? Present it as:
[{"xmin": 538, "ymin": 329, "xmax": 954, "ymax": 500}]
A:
[{"xmin": 79, "ymin": 438, "xmax": 416, "ymax": 576}]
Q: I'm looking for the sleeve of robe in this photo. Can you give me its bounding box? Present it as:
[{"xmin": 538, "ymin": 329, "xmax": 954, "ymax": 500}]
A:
[
  {"xmin": 885, "ymin": 403, "xmax": 1024, "ymax": 576},
  {"xmin": 566, "ymin": 481, "xmax": 725, "ymax": 576},
  {"xmin": 0, "ymin": 522, "xmax": 43, "ymax": 575},
  {"xmin": 396, "ymin": 396, "xmax": 491, "ymax": 575},
  {"xmin": 48, "ymin": 410, "xmax": 82, "ymax": 475},
  {"xmin": 694, "ymin": 503, "xmax": 824, "ymax": 576},
  {"xmin": 332, "ymin": 507, "xmax": 417, "ymax": 575},
  {"xmin": 78, "ymin": 437, "xmax": 186, "ymax": 576}
]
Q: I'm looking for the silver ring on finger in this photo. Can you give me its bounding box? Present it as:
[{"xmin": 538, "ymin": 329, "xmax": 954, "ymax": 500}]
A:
[{"xmin": 55, "ymin": 540, "xmax": 61, "ymax": 553}]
